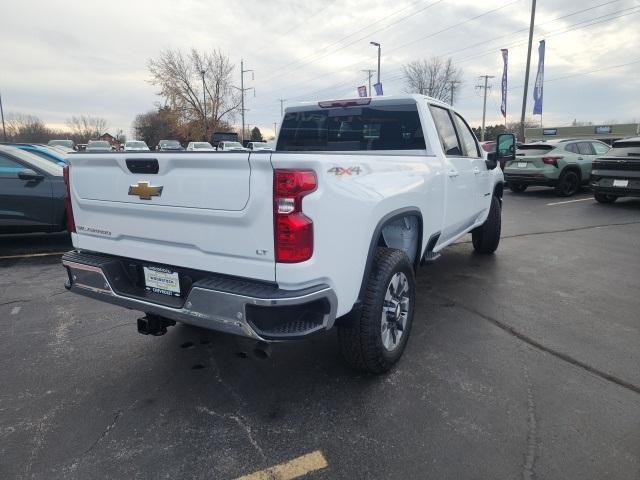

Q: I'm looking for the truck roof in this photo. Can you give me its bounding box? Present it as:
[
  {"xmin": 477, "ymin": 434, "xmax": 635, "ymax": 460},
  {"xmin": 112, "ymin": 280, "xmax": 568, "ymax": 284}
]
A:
[{"xmin": 287, "ymin": 94, "xmax": 450, "ymax": 113}]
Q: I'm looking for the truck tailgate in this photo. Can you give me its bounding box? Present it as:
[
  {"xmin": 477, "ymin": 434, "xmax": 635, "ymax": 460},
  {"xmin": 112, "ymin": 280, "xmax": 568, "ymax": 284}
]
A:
[{"xmin": 68, "ymin": 152, "xmax": 275, "ymax": 281}]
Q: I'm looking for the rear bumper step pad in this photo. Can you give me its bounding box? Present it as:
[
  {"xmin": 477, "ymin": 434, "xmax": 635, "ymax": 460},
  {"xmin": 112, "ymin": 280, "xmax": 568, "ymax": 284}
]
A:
[{"xmin": 62, "ymin": 250, "xmax": 337, "ymax": 341}]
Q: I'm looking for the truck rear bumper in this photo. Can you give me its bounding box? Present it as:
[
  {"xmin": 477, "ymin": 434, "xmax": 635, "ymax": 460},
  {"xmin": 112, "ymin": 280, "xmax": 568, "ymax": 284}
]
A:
[{"xmin": 62, "ymin": 251, "xmax": 337, "ymax": 342}]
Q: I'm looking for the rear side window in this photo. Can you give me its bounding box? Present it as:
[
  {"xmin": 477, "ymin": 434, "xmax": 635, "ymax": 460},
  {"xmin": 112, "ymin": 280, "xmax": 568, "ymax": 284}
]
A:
[
  {"xmin": 429, "ymin": 106, "xmax": 462, "ymax": 156},
  {"xmin": 276, "ymin": 104, "xmax": 430, "ymax": 152},
  {"xmin": 565, "ymin": 143, "xmax": 579, "ymax": 154},
  {"xmin": 577, "ymin": 142, "xmax": 594, "ymax": 155}
]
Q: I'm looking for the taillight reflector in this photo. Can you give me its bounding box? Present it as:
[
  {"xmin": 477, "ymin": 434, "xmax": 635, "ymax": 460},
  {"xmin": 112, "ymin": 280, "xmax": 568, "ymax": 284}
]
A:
[
  {"xmin": 273, "ymin": 170, "xmax": 317, "ymax": 263},
  {"xmin": 63, "ymin": 165, "xmax": 76, "ymax": 233}
]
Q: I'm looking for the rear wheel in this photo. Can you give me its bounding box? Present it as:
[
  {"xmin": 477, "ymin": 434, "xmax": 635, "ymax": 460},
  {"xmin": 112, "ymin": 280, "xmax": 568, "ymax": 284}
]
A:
[
  {"xmin": 472, "ymin": 195, "xmax": 501, "ymax": 254},
  {"xmin": 555, "ymin": 170, "xmax": 580, "ymax": 197},
  {"xmin": 338, "ymin": 248, "xmax": 415, "ymax": 373},
  {"xmin": 509, "ymin": 183, "xmax": 528, "ymax": 193},
  {"xmin": 594, "ymin": 192, "xmax": 618, "ymax": 204}
]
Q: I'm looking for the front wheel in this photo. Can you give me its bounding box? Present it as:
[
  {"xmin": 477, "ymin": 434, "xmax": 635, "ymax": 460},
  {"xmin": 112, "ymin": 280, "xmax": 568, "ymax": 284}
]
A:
[
  {"xmin": 594, "ymin": 192, "xmax": 618, "ymax": 203},
  {"xmin": 338, "ymin": 248, "xmax": 415, "ymax": 373}
]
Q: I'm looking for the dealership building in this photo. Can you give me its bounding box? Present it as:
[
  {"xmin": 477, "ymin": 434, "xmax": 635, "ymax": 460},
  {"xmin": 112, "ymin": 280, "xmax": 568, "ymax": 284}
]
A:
[{"xmin": 525, "ymin": 123, "xmax": 639, "ymax": 144}]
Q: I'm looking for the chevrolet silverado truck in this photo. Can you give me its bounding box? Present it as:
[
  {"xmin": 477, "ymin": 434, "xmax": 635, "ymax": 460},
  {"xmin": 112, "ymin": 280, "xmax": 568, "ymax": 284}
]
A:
[{"xmin": 61, "ymin": 95, "xmax": 515, "ymax": 373}]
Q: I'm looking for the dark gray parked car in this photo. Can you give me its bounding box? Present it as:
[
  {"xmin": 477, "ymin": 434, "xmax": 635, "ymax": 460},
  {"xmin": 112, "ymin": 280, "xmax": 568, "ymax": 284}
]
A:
[{"xmin": 0, "ymin": 145, "xmax": 67, "ymax": 234}]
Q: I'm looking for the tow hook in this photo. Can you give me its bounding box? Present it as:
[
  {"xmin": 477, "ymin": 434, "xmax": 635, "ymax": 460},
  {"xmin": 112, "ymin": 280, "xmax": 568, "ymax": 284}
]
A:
[{"xmin": 137, "ymin": 314, "xmax": 176, "ymax": 336}]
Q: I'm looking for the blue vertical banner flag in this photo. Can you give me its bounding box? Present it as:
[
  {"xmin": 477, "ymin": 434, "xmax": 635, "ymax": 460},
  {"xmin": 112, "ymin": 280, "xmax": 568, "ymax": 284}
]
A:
[
  {"xmin": 373, "ymin": 82, "xmax": 383, "ymax": 96},
  {"xmin": 533, "ymin": 40, "xmax": 545, "ymax": 115},
  {"xmin": 500, "ymin": 49, "xmax": 508, "ymax": 119}
]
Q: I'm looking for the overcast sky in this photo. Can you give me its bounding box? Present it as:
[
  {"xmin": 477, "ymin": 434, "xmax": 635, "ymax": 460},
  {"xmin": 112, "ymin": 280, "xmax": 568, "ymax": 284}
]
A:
[{"xmin": 1, "ymin": 0, "xmax": 639, "ymax": 138}]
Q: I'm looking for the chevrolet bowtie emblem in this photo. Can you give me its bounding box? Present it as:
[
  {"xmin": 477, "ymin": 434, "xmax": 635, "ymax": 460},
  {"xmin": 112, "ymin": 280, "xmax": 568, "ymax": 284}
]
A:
[{"xmin": 128, "ymin": 181, "xmax": 163, "ymax": 200}]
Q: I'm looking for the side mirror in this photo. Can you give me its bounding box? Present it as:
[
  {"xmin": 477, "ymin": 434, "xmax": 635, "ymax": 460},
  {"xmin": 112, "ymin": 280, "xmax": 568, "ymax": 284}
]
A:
[
  {"xmin": 492, "ymin": 133, "xmax": 516, "ymax": 170},
  {"xmin": 18, "ymin": 168, "xmax": 44, "ymax": 181}
]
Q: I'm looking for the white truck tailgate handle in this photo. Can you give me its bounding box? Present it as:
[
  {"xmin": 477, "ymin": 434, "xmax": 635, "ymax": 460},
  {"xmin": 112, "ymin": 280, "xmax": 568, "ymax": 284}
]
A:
[
  {"xmin": 447, "ymin": 170, "xmax": 459, "ymax": 178},
  {"xmin": 474, "ymin": 167, "xmax": 481, "ymax": 175}
]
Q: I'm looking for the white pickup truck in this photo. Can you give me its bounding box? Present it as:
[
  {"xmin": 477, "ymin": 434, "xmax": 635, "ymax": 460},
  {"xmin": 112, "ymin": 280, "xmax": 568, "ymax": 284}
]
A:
[{"xmin": 62, "ymin": 95, "xmax": 515, "ymax": 373}]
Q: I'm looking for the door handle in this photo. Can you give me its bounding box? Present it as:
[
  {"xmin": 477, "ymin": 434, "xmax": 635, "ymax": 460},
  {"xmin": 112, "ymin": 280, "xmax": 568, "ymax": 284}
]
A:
[
  {"xmin": 577, "ymin": 157, "xmax": 583, "ymax": 161},
  {"xmin": 473, "ymin": 167, "xmax": 481, "ymax": 175},
  {"xmin": 447, "ymin": 170, "xmax": 459, "ymax": 178}
]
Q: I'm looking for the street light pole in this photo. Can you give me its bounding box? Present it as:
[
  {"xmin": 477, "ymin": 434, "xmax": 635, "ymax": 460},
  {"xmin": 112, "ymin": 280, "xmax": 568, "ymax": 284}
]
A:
[
  {"xmin": 278, "ymin": 99, "xmax": 286, "ymax": 118},
  {"xmin": 200, "ymin": 69, "xmax": 207, "ymax": 140},
  {"xmin": 520, "ymin": 0, "xmax": 537, "ymax": 141},
  {"xmin": 0, "ymin": 89, "xmax": 6, "ymax": 142},
  {"xmin": 370, "ymin": 42, "xmax": 381, "ymax": 86}
]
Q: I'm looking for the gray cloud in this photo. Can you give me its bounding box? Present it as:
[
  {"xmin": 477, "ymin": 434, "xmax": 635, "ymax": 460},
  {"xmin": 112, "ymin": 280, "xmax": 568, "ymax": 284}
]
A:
[{"xmin": 0, "ymin": 0, "xmax": 638, "ymax": 137}]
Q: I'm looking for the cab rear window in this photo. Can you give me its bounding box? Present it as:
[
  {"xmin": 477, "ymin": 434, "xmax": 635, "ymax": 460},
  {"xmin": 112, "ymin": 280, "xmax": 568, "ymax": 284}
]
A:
[{"xmin": 276, "ymin": 104, "xmax": 431, "ymax": 153}]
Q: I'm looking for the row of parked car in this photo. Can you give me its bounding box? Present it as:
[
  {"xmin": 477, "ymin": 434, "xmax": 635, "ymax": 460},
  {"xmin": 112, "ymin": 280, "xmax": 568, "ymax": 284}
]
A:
[
  {"xmin": 47, "ymin": 139, "xmax": 275, "ymax": 153},
  {"xmin": 0, "ymin": 136, "xmax": 638, "ymax": 236}
]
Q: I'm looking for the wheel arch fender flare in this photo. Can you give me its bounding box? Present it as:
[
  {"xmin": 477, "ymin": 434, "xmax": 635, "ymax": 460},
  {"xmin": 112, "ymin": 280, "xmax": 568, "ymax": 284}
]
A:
[
  {"xmin": 355, "ymin": 207, "xmax": 423, "ymax": 307},
  {"xmin": 560, "ymin": 165, "xmax": 582, "ymax": 181}
]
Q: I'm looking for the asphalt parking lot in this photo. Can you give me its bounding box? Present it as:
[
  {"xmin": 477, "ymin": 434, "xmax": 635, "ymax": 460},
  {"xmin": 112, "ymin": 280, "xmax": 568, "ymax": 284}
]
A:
[{"xmin": 1, "ymin": 188, "xmax": 639, "ymax": 480}]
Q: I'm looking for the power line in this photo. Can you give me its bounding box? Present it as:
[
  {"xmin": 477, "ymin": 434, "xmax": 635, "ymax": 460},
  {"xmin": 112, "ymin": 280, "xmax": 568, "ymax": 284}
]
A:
[
  {"xmin": 380, "ymin": 4, "xmax": 640, "ymax": 85},
  {"xmin": 263, "ymin": 0, "xmax": 521, "ymax": 101},
  {"xmin": 260, "ymin": 0, "xmax": 446, "ymax": 84}
]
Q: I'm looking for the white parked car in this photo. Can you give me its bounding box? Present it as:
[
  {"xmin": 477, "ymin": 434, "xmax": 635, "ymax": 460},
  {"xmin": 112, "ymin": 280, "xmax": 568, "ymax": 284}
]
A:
[
  {"xmin": 217, "ymin": 141, "xmax": 248, "ymax": 152},
  {"xmin": 247, "ymin": 141, "xmax": 271, "ymax": 151},
  {"xmin": 61, "ymin": 95, "xmax": 512, "ymax": 373},
  {"xmin": 85, "ymin": 140, "xmax": 112, "ymax": 152},
  {"xmin": 124, "ymin": 141, "xmax": 150, "ymax": 152},
  {"xmin": 187, "ymin": 142, "xmax": 216, "ymax": 151}
]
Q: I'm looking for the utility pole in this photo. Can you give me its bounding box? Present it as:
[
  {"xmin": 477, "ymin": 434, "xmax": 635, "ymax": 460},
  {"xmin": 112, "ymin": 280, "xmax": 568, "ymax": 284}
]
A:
[
  {"xmin": 278, "ymin": 99, "xmax": 286, "ymax": 118},
  {"xmin": 200, "ymin": 69, "xmax": 207, "ymax": 140},
  {"xmin": 239, "ymin": 59, "xmax": 254, "ymax": 143},
  {"xmin": 273, "ymin": 122, "xmax": 277, "ymax": 136},
  {"xmin": 0, "ymin": 89, "xmax": 6, "ymax": 142},
  {"xmin": 361, "ymin": 69, "xmax": 374, "ymax": 96},
  {"xmin": 449, "ymin": 81, "xmax": 461, "ymax": 106},
  {"xmin": 476, "ymin": 75, "xmax": 494, "ymax": 141},
  {"xmin": 520, "ymin": 0, "xmax": 537, "ymax": 141}
]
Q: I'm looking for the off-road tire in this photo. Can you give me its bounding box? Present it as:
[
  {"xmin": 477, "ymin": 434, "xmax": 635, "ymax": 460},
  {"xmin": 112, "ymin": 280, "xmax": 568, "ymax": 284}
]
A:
[
  {"xmin": 594, "ymin": 192, "xmax": 618, "ymax": 204},
  {"xmin": 338, "ymin": 248, "xmax": 415, "ymax": 374},
  {"xmin": 555, "ymin": 170, "xmax": 580, "ymax": 197},
  {"xmin": 472, "ymin": 195, "xmax": 501, "ymax": 254},
  {"xmin": 509, "ymin": 183, "xmax": 528, "ymax": 193}
]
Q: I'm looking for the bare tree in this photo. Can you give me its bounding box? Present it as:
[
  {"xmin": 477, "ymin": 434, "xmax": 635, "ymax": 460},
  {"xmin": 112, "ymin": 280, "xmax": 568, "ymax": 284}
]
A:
[
  {"xmin": 6, "ymin": 113, "xmax": 52, "ymax": 143},
  {"xmin": 66, "ymin": 115, "xmax": 108, "ymax": 142},
  {"xmin": 402, "ymin": 57, "xmax": 463, "ymax": 103},
  {"xmin": 147, "ymin": 48, "xmax": 240, "ymax": 140},
  {"xmin": 132, "ymin": 107, "xmax": 181, "ymax": 148}
]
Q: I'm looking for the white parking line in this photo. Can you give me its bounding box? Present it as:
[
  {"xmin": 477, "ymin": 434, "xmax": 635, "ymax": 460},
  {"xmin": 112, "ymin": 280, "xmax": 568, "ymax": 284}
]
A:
[
  {"xmin": 546, "ymin": 197, "xmax": 593, "ymax": 206},
  {"xmin": 11, "ymin": 306, "xmax": 21, "ymax": 315},
  {"xmin": 236, "ymin": 450, "xmax": 328, "ymax": 480}
]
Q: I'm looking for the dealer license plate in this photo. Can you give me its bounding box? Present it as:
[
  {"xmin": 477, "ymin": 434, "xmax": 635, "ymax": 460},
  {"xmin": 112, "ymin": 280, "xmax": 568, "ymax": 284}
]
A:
[
  {"xmin": 518, "ymin": 162, "xmax": 527, "ymax": 168},
  {"xmin": 613, "ymin": 179, "xmax": 628, "ymax": 187},
  {"xmin": 143, "ymin": 266, "xmax": 181, "ymax": 296}
]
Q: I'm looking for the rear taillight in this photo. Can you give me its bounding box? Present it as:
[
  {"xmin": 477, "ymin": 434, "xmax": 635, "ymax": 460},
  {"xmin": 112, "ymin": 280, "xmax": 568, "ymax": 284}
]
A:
[
  {"xmin": 273, "ymin": 169, "xmax": 317, "ymax": 263},
  {"xmin": 62, "ymin": 165, "xmax": 76, "ymax": 233},
  {"xmin": 542, "ymin": 156, "xmax": 563, "ymax": 167}
]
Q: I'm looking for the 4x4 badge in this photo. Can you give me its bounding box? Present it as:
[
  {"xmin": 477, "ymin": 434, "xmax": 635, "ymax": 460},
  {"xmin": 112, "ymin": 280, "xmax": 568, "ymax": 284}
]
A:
[{"xmin": 128, "ymin": 181, "xmax": 163, "ymax": 200}]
